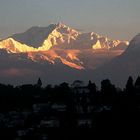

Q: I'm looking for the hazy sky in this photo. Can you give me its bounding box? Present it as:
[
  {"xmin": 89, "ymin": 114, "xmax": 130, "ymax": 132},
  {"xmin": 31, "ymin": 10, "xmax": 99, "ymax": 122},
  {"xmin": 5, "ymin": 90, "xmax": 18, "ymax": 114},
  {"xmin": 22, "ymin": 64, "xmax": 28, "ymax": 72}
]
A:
[{"xmin": 0, "ymin": 0, "xmax": 140, "ymax": 40}]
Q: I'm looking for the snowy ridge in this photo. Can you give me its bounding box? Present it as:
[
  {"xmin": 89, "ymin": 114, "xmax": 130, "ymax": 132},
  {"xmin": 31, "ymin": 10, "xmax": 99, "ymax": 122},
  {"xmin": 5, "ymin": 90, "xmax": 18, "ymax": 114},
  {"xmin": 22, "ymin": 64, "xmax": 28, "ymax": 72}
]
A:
[
  {"xmin": 0, "ymin": 23, "xmax": 129, "ymax": 52},
  {"xmin": 0, "ymin": 23, "xmax": 129, "ymax": 70}
]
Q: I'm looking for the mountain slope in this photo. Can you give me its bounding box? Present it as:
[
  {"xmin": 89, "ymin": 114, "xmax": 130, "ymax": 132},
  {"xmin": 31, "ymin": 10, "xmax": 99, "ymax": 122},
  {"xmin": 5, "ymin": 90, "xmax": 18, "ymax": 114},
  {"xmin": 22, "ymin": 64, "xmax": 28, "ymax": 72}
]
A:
[
  {"xmin": 0, "ymin": 23, "xmax": 131, "ymax": 86},
  {"xmin": 11, "ymin": 24, "xmax": 57, "ymax": 48},
  {"xmin": 93, "ymin": 34, "xmax": 140, "ymax": 87},
  {"xmin": 2, "ymin": 23, "xmax": 128, "ymax": 51},
  {"xmin": 0, "ymin": 23, "xmax": 129, "ymax": 70},
  {"xmin": 0, "ymin": 38, "xmax": 36, "ymax": 53}
]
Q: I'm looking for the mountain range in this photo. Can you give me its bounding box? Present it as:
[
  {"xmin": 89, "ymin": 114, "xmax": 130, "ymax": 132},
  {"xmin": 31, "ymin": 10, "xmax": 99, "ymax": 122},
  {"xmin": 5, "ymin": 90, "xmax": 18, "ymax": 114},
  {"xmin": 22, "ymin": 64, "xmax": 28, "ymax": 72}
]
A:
[
  {"xmin": 92, "ymin": 33, "xmax": 140, "ymax": 87},
  {"xmin": 0, "ymin": 23, "xmax": 139, "ymax": 87},
  {"xmin": 0, "ymin": 23, "xmax": 128, "ymax": 69}
]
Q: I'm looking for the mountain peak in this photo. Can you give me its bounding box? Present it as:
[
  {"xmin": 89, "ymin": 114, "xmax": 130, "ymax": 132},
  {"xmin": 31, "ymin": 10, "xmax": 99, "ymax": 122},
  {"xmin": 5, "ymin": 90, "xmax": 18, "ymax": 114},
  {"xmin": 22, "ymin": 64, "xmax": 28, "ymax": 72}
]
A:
[
  {"xmin": 10, "ymin": 24, "xmax": 57, "ymax": 48},
  {"xmin": 57, "ymin": 22, "xmax": 68, "ymax": 28},
  {"xmin": 0, "ymin": 23, "xmax": 129, "ymax": 54},
  {"xmin": 55, "ymin": 22, "xmax": 80, "ymax": 34}
]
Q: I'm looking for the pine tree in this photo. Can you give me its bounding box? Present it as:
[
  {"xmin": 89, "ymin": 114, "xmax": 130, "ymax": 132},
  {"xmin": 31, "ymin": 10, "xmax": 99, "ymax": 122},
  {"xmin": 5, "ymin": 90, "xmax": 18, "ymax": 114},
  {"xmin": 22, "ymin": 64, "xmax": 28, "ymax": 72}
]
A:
[
  {"xmin": 36, "ymin": 77, "xmax": 42, "ymax": 88},
  {"xmin": 135, "ymin": 76, "xmax": 140, "ymax": 88},
  {"xmin": 126, "ymin": 76, "xmax": 134, "ymax": 94}
]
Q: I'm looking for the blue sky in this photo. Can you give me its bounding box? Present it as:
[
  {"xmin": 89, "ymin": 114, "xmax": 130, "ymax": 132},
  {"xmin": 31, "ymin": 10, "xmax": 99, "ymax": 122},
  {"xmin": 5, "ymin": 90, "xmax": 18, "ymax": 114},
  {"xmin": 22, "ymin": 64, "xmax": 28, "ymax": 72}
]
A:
[{"xmin": 0, "ymin": 0, "xmax": 140, "ymax": 40}]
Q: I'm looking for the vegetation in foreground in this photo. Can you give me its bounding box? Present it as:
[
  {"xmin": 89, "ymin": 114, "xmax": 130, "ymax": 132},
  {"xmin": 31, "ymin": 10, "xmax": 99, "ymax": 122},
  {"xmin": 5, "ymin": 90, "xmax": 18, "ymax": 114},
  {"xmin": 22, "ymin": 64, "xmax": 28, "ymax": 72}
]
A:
[{"xmin": 0, "ymin": 76, "xmax": 140, "ymax": 139}]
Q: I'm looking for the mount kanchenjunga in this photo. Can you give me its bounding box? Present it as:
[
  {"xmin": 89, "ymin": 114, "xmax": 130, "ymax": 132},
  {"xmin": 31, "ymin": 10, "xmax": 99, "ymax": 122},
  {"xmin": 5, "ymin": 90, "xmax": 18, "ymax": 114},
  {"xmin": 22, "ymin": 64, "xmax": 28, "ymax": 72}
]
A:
[{"xmin": 0, "ymin": 23, "xmax": 129, "ymax": 70}]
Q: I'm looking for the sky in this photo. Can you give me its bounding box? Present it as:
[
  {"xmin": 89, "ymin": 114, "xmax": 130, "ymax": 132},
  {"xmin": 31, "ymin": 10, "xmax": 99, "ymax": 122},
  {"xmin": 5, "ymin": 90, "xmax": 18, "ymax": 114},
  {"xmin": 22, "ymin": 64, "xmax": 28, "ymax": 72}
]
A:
[{"xmin": 0, "ymin": 0, "xmax": 140, "ymax": 40}]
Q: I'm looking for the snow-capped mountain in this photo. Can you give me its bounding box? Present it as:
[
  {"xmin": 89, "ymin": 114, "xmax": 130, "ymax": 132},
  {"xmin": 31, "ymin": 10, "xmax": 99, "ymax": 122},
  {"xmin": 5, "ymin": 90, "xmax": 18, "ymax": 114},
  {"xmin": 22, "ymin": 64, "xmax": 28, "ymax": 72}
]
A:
[
  {"xmin": 0, "ymin": 38, "xmax": 36, "ymax": 53},
  {"xmin": 92, "ymin": 34, "xmax": 140, "ymax": 87},
  {"xmin": 11, "ymin": 24, "xmax": 56, "ymax": 48},
  {"xmin": 0, "ymin": 23, "xmax": 129, "ymax": 70},
  {"xmin": 7, "ymin": 22, "xmax": 129, "ymax": 51}
]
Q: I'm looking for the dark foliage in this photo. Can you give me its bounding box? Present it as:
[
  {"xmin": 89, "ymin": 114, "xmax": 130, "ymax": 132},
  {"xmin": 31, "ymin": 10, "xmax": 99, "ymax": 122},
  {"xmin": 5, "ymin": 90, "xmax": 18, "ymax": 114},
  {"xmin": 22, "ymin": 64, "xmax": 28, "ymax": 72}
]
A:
[{"xmin": 0, "ymin": 76, "xmax": 140, "ymax": 139}]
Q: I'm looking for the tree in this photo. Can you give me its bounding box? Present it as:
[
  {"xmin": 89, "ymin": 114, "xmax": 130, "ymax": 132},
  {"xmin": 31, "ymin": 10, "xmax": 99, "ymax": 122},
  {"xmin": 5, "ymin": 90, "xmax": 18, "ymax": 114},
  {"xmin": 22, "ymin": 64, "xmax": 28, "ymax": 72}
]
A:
[
  {"xmin": 101, "ymin": 79, "xmax": 116, "ymax": 94},
  {"xmin": 101, "ymin": 79, "xmax": 116, "ymax": 105},
  {"xmin": 135, "ymin": 76, "xmax": 140, "ymax": 88},
  {"xmin": 71, "ymin": 80, "xmax": 84, "ymax": 88},
  {"xmin": 87, "ymin": 80, "xmax": 96, "ymax": 93},
  {"xmin": 126, "ymin": 76, "xmax": 134, "ymax": 94},
  {"xmin": 134, "ymin": 76, "xmax": 140, "ymax": 95},
  {"xmin": 36, "ymin": 77, "xmax": 42, "ymax": 88},
  {"xmin": 59, "ymin": 82, "xmax": 69, "ymax": 90}
]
